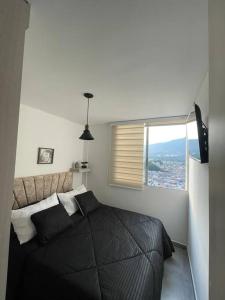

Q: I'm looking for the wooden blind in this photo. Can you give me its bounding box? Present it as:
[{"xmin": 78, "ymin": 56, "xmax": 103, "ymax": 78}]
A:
[{"xmin": 111, "ymin": 123, "xmax": 145, "ymax": 189}]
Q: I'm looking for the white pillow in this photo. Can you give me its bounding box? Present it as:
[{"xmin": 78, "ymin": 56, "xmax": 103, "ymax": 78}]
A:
[
  {"xmin": 57, "ymin": 184, "xmax": 87, "ymax": 216},
  {"xmin": 11, "ymin": 193, "xmax": 59, "ymax": 245}
]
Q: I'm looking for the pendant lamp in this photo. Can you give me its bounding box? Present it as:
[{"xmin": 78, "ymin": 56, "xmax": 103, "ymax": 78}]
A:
[{"xmin": 79, "ymin": 93, "xmax": 94, "ymax": 140}]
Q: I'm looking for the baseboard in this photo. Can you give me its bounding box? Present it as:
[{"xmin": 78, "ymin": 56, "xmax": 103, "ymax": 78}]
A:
[
  {"xmin": 172, "ymin": 240, "xmax": 187, "ymax": 249},
  {"xmin": 187, "ymin": 248, "xmax": 198, "ymax": 300}
]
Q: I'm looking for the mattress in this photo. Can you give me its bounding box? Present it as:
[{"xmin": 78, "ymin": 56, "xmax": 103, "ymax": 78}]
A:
[{"xmin": 7, "ymin": 204, "xmax": 174, "ymax": 300}]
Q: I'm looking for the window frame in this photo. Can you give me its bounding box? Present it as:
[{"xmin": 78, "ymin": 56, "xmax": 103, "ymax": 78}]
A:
[{"xmin": 109, "ymin": 115, "xmax": 189, "ymax": 192}]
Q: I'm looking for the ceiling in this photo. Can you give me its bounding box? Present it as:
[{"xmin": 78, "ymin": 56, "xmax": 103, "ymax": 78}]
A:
[{"xmin": 21, "ymin": 0, "xmax": 208, "ymax": 124}]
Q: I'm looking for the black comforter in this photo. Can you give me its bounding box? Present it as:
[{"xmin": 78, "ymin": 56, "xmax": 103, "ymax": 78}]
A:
[{"xmin": 7, "ymin": 204, "xmax": 174, "ymax": 300}]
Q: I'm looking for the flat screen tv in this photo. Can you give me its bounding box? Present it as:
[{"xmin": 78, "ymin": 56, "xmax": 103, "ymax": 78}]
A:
[{"xmin": 187, "ymin": 104, "xmax": 208, "ymax": 163}]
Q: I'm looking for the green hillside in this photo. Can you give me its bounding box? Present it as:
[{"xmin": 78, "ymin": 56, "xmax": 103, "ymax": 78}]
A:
[{"xmin": 148, "ymin": 161, "xmax": 163, "ymax": 172}]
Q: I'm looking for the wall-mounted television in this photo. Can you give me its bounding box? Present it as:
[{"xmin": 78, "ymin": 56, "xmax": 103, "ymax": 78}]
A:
[{"xmin": 187, "ymin": 104, "xmax": 208, "ymax": 164}]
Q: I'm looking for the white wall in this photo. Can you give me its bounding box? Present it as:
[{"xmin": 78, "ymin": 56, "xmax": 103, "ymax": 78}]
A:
[
  {"xmin": 15, "ymin": 104, "xmax": 84, "ymax": 186},
  {"xmin": 188, "ymin": 159, "xmax": 209, "ymax": 300},
  {"xmin": 188, "ymin": 73, "xmax": 209, "ymax": 300},
  {"xmin": 88, "ymin": 124, "xmax": 188, "ymax": 245},
  {"xmin": 209, "ymin": 1, "xmax": 225, "ymax": 298},
  {"xmin": 0, "ymin": 1, "xmax": 29, "ymax": 299}
]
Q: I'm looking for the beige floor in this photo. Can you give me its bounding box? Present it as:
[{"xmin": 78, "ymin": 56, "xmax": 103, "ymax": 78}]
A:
[{"xmin": 161, "ymin": 246, "xmax": 195, "ymax": 300}]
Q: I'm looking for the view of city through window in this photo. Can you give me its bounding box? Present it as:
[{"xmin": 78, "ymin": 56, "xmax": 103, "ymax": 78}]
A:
[{"xmin": 146, "ymin": 124, "xmax": 187, "ymax": 190}]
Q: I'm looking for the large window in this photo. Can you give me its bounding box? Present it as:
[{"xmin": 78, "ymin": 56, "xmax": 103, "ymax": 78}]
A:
[
  {"xmin": 110, "ymin": 119, "xmax": 187, "ymax": 190},
  {"xmin": 145, "ymin": 124, "xmax": 186, "ymax": 190}
]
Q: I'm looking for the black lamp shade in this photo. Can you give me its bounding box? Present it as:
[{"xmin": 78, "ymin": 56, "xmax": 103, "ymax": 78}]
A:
[{"xmin": 79, "ymin": 125, "xmax": 94, "ymax": 140}]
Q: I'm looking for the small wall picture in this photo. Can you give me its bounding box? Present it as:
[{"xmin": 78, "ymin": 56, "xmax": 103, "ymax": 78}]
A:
[{"xmin": 37, "ymin": 148, "xmax": 54, "ymax": 164}]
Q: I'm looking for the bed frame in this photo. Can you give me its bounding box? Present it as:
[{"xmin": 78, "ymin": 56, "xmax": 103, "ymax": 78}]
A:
[{"xmin": 12, "ymin": 172, "xmax": 73, "ymax": 209}]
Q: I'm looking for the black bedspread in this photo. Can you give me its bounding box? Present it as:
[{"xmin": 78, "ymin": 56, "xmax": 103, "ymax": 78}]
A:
[{"xmin": 7, "ymin": 204, "xmax": 174, "ymax": 300}]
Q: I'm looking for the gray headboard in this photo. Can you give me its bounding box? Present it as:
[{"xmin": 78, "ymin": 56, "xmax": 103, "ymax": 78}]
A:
[{"xmin": 12, "ymin": 171, "xmax": 73, "ymax": 209}]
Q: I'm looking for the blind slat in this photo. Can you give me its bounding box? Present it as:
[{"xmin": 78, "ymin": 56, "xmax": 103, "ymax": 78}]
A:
[
  {"xmin": 113, "ymin": 158, "xmax": 143, "ymax": 163},
  {"xmin": 115, "ymin": 129, "xmax": 144, "ymax": 135},
  {"xmin": 112, "ymin": 178, "xmax": 143, "ymax": 186},
  {"xmin": 114, "ymin": 140, "xmax": 144, "ymax": 146},
  {"xmin": 112, "ymin": 177, "xmax": 143, "ymax": 183},
  {"xmin": 113, "ymin": 124, "xmax": 144, "ymax": 129},
  {"xmin": 112, "ymin": 174, "xmax": 143, "ymax": 181},
  {"xmin": 113, "ymin": 145, "xmax": 143, "ymax": 151},
  {"xmin": 112, "ymin": 151, "xmax": 144, "ymax": 157},
  {"xmin": 115, "ymin": 136, "xmax": 144, "ymax": 140},
  {"xmin": 112, "ymin": 168, "xmax": 143, "ymax": 176},
  {"xmin": 112, "ymin": 168, "xmax": 143, "ymax": 175},
  {"xmin": 112, "ymin": 162, "xmax": 143, "ymax": 169}
]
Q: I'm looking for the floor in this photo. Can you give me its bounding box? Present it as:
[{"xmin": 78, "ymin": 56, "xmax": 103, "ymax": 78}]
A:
[{"xmin": 161, "ymin": 246, "xmax": 195, "ymax": 300}]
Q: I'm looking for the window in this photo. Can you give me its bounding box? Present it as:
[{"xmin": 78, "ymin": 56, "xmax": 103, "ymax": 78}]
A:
[
  {"xmin": 145, "ymin": 124, "xmax": 186, "ymax": 190},
  {"xmin": 111, "ymin": 123, "xmax": 145, "ymax": 189},
  {"xmin": 110, "ymin": 118, "xmax": 187, "ymax": 191}
]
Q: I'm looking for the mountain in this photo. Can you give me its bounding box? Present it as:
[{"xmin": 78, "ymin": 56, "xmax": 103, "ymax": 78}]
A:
[
  {"xmin": 148, "ymin": 161, "xmax": 163, "ymax": 171},
  {"xmin": 148, "ymin": 138, "xmax": 199, "ymax": 161}
]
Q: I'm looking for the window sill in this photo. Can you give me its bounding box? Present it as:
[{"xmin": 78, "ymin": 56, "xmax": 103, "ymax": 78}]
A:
[{"xmin": 145, "ymin": 184, "xmax": 187, "ymax": 192}]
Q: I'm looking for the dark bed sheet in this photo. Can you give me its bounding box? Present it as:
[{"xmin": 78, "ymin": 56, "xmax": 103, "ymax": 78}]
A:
[{"xmin": 7, "ymin": 205, "xmax": 174, "ymax": 300}]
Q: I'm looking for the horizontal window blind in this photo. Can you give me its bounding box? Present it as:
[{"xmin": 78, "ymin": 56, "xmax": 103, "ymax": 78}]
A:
[{"xmin": 111, "ymin": 123, "xmax": 145, "ymax": 189}]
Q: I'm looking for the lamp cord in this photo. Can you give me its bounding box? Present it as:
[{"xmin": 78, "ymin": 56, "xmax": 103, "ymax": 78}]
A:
[{"xmin": 86, "ymin": 98, "xmax": 90, "ymax": 125}]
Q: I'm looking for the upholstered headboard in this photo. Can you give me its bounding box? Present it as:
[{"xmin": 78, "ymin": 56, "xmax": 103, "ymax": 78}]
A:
[{"xmin": 12, "ymin": 172, "xmax": 73, "ymax": 209}]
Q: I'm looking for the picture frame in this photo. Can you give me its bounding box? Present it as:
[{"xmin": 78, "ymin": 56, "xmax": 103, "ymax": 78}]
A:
[{"xmin": 37, "ymin": 148, "xmax": 54, "ymax": 164}]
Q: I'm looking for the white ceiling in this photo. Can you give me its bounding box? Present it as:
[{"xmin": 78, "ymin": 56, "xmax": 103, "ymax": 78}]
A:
[{"xmin": 21, "ymin": 0, "xmax": 208, "ymax": 124}]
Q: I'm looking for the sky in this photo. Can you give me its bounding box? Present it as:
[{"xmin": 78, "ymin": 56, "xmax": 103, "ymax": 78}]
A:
[
  {"xmin": 146, "ymin": 122, "xmax": 198, "ymax": 145},
  {"xmin": 187, "ymin": 121, "xmax": 198, "ymax": 140}
]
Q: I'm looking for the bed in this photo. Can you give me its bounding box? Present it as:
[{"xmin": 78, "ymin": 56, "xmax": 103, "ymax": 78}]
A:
[{"xmin": 7, "ymin": 172, "xmax": 174, "ymax": 300}]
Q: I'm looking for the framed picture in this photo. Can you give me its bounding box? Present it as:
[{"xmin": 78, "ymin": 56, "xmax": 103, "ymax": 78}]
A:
[{"xmin": 37, "ymin": 148, "xmax": 54, "ymax": 164}]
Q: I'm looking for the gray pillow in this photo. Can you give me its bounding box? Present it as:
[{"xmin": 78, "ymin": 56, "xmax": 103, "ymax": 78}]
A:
[
  {"xmin": 75, "ymin": 191, "xmax": 100, "ymax": 216},
  {"xmin": 31, "ymin": 204, "xmax": 73, "ymax": 244}
]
